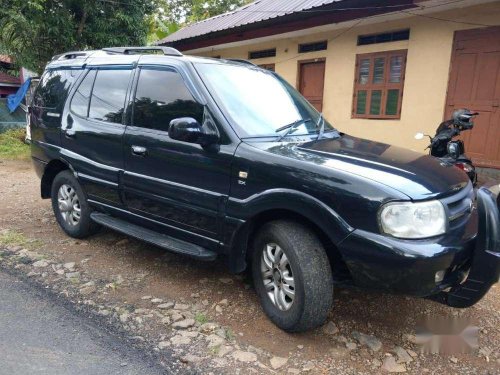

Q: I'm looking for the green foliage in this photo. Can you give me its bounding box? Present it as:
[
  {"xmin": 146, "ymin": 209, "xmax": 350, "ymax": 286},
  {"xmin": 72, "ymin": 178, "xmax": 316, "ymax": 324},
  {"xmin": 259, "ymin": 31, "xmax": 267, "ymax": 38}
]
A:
[
  {"xmin": 0, "ymin": 128, "xmax": 30, "ymax": 160},
  {"xmin": 149, "ymin": 0, "xmax": 249, "ymax": 43},
  {"xmin": 182, "ymin": 0, "xmax": 248, "ymax": 23},
  {"xmin": 194, "ymin": 312, "xmax": 208, "ymax": 325},
  {"xmin": 1, "ymin": 0, "xmax": 253, "ymax": 68},
  {"xmin": 0, "ymin": 0, "xmax": 156, "ymax": 73}
]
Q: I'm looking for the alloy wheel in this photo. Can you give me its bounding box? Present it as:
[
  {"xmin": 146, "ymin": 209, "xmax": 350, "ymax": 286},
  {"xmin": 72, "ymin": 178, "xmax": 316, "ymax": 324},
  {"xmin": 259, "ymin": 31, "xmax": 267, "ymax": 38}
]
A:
[
  {"xmin": 261, "ymin": 243, "xmax": 295, "ymax": 311},
  {"xmin": 57, "ymin": 184, "xmax": 81, "ymax": 226}
]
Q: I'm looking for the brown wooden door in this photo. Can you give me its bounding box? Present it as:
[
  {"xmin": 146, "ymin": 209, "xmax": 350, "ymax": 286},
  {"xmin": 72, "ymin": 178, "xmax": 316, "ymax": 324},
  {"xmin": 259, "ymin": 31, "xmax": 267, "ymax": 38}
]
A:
[
  {"xmin": 445, "ymin": 27, "xmax": 500, "ymax": 169},
  {"xmin": 298, "ymin": 60, "xmax": 325, "ymax": 112}
]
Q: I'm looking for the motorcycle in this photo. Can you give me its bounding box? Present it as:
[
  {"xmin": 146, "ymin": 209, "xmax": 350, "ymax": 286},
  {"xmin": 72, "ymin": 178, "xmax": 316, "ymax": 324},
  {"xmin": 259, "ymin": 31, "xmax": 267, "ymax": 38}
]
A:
[{"xmin": 415, "ymin": 109, "xmax": 478, "ymax": 185}]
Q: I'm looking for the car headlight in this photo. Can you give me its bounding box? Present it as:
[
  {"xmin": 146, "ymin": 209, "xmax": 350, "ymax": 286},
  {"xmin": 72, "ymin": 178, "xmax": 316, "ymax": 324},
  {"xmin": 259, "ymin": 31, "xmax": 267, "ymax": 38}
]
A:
[{"xmin": 379, "ymin": 200, "xmax": 446, "ymax": 239}]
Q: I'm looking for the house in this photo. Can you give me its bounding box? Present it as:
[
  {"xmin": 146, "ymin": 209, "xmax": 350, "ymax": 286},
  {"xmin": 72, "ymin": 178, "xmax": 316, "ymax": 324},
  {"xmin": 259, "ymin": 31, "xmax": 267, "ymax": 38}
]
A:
[
  {"xmin": 0, "ymin": 55, "xmax": 22, "ymax": 98},
  {"xmin": 159, "ymin": 0, "xmax": 500, "ymax": 169}
]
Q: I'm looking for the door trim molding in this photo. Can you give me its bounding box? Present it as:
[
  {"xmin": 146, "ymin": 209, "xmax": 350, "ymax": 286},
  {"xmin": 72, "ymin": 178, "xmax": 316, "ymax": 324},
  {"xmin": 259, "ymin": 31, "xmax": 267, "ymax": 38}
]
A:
[{"xmin": 124, "ymin": 171, "xmax": 224, "ymax": 197}]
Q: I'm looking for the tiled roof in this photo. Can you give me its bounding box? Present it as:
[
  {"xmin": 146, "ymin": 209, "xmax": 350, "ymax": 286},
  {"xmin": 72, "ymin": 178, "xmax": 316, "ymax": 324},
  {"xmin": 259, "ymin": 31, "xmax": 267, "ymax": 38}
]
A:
[
  {"xmin": 160, "ymin": 0, "xmax": 344, "ymax": 44},
  {"xmin": 0, "ymin": 55, "xmax": 13, "ymax": 64}
]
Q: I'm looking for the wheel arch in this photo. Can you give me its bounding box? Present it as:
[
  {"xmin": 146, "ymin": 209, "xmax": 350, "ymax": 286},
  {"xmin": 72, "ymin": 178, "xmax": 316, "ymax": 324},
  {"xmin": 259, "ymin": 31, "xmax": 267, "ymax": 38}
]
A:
[
  {"xmin": 225, "ymin": 190, "xmax": 354, "ymax": 275},
  {"xmin": 41, "ymin": 159, "xmax": 72, "ymax": 199}
]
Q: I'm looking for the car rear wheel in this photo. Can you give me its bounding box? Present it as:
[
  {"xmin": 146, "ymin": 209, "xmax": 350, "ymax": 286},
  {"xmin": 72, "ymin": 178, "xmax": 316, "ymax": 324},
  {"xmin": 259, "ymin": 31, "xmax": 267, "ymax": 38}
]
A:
[
  {"xmin": 51, "ymin": 170, "xmax": 99, "ymax": 238},
  {"xmin": 251, "ymin": 220, "xmax": 333, "ymax": 332}
]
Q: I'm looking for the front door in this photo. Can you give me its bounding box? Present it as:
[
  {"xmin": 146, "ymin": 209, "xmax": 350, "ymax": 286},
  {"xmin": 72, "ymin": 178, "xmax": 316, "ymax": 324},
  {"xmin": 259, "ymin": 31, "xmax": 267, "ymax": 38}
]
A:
[
  {"xmin": 298, "ymin": 59, "xmax": 326, "ymax": 112},
  {"xmin": 122, "ymin": 66, "xmax": 232, "ymax": 247},
  {"xmin": 445, "ymin": 26, "xmax": 500, "ymax": 168}
]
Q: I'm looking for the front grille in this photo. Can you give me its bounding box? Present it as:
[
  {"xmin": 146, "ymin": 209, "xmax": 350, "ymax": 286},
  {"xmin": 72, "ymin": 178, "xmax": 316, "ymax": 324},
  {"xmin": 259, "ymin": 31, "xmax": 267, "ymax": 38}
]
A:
[{"xmin": 440, "ymin": 183, "xmax": 475, "ymax": 229}]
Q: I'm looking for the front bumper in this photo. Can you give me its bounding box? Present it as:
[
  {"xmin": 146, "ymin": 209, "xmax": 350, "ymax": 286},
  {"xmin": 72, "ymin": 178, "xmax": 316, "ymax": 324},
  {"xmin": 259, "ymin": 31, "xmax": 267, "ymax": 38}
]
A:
[
  {"xmin": 338, "ymin": 185, "xmax": 500, "ymax": 303},
  {"xmin": 432, "ymin": 185, "xmax": 500, "ymax": 307}
]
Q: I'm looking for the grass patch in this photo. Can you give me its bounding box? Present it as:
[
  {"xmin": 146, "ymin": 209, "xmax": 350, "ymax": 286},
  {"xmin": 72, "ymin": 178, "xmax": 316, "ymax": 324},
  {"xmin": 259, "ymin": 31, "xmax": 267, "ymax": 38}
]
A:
[
  {"xmin": 0, "ymin": 230, "xmax": 29, "ymax": 246},
  {"xmin": 0, "ymin": 128, "xmax": 30, "ymax": 160},
  {"xmin": 209, "ymin": 345, "xmax": 221, "ymax": 356},
  {"xmin": 0, "ymin": 229, "xmax": 42, "ymax": 249},
  {"xmin": 195, "ymin": 312, "xmax": 208, "ymax": 325},
  {"xmin": 224, "ymin": 328, "xmax": 235, "ymax": 341}
]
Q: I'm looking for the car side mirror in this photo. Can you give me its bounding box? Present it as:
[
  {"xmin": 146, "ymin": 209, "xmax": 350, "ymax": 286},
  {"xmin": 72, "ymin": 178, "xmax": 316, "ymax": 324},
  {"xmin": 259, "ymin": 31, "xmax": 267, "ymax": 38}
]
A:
[{"xmin": 168, "ymin": 117, "xmax": 219, "ymax": 147}]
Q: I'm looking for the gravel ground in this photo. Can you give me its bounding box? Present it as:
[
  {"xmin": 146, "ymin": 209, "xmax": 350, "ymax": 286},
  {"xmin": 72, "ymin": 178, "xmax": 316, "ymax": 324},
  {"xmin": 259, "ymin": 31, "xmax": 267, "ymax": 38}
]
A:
[{"xmin": 0, "ymin": 159, "xmax": 499, "ymax": 374}]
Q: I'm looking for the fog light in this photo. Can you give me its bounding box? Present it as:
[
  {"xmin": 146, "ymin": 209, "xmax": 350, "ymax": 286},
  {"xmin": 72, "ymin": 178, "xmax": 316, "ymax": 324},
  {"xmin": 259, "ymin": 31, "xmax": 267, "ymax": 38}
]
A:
[{"xmin": 435, "ymin": 270, "xmax": 446, "ymax": 283}]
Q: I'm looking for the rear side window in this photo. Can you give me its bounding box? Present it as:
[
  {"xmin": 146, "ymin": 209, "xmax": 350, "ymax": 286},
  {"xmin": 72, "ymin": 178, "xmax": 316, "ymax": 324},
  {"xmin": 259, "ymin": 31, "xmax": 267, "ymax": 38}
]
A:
[
  {"xmin": 132, "ymin": 68, "xmax": 203, "ymax": 132},
  {"xmin": 70, "ymin": 70, "xmax": 96, "ymax": 118},
  {"xmin": 33, "ymin": 69, "xmax": 73, "ymax": 110},
  {"xmin": 89, "ymin": 69, "xmax": 131, "ymax": 124}
]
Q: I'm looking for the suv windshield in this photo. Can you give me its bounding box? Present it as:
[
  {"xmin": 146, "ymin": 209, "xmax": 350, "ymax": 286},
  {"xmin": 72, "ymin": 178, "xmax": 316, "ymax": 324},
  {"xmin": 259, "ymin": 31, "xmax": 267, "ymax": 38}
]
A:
[{"xmin": 195, "ymin": 62, "xmax": 335, "ymax": 139}]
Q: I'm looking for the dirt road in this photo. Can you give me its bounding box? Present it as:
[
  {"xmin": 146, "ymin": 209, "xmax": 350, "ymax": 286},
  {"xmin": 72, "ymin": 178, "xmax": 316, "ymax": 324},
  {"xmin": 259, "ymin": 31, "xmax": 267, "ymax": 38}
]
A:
[{"xmin": 0, "ymin": 159, "xmax": 498, "ymax": 374}]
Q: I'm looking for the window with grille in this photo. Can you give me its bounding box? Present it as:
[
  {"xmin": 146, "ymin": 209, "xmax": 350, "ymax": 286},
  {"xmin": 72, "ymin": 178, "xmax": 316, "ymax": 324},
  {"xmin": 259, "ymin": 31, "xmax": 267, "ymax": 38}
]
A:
[
  {"xmin": 298, "ymin": 41, "xmax": 328, "ymax": 53},
  {"xmin": 248, "ymin": 48, "xmax": 276, "ymax": 59},
  {"xmin": 352, "ymin": 50, "xmax": 407, "ymax": 119},
  {"xmin": 357, "ymin": 30, "xmax": 410, "ymax": 46}
]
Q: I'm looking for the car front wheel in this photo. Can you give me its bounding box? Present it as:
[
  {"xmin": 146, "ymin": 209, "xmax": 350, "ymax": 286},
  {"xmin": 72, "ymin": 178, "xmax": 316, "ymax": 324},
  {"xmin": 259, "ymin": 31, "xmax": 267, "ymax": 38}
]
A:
[{"xmin": 252, "ymin": 220, "xmax": 333, "ymax": 332}]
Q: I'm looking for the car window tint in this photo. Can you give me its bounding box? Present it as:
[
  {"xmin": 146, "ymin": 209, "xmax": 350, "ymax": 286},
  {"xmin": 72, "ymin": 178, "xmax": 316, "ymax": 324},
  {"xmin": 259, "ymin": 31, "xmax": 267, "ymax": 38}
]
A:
[
  {"xmin": 89, "ymin": 69, "xmax": 131, "ymax": 124},
  {"xmin": 33, "ymin": 69, "xmax": 73, "ymax": 110},
  {"xmin": 133, "ymin": 68, "xmax": 203, "ymax": 131},
  {"xmin": 70, "ymin": 70, "xmax": 96, "ymax": 118}
]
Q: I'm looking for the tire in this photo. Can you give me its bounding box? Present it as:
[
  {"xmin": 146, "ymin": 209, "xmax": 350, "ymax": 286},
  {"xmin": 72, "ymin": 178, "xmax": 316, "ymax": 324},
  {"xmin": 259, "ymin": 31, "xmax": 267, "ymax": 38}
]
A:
[
  {"xmin": 251, "ymin": 220, "xmax": 333, "ymax": 332},
  {"xmin": 51, "ymin": 170, "xmax": 99, "ymax": 238}
]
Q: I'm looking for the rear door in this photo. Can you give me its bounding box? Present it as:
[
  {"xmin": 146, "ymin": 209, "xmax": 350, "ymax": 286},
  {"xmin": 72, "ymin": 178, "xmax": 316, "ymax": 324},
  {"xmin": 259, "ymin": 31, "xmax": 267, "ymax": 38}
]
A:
[
  {"xmin": 31, "ymin": 69, "xmax": 75, "ymax": 147},
  {"xmin": 122, "ymin": 66, "xmax": 232, "ymax": 247},
  {"xmin": 61, "ymin": 67, "xmax": 133, "ymax": 206}
]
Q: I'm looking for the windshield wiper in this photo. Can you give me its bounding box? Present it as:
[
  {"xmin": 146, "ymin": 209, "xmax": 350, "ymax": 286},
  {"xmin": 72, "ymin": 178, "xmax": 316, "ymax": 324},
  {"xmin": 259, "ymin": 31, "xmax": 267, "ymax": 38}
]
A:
[
  {"xmin": 316, "ymin": 113, "xmax": 324, "ymax": 141},
  {"xmin": 275, "ymin": 119, "xmax": 310, "ymax": 141}
]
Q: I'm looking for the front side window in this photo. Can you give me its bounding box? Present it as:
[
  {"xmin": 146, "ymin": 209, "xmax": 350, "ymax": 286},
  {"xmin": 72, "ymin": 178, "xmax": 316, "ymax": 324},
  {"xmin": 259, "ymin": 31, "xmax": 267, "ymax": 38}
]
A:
[
  {"xmin": 132, "ymin": 68, "xmax": 203, "ymax": 132},
  {"xmin": 70, "ymin": 70, "xmax": 96, "ymax": 118},
  {"xmin": 89, "ymin": 69, "xmax": 131, "ymax": 124},
  {"xmin": 352, "ymin": 50, "xmax": 407, "ymax": 119},
  {"xmin": 195, "ymin": 63, "xmax": 334, "ymax": 138}
]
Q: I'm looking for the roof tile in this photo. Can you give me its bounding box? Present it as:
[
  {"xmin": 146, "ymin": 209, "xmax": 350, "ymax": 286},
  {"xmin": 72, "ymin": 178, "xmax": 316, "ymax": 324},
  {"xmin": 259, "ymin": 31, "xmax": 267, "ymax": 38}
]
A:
[{"xmin": 160, "ymin": 0, "xmax": 343, "ymax": 43}]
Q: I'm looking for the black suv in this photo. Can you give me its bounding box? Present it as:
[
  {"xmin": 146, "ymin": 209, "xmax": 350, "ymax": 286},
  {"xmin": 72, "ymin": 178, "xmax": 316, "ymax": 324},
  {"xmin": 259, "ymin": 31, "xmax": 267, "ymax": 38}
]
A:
[{"xmin": 30, "ymin": 47, "xmax": 500, "ymax": 332}]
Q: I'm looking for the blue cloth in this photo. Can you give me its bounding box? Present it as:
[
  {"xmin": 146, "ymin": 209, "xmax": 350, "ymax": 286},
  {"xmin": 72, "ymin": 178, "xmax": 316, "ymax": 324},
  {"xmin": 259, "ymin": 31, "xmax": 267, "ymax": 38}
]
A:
[{"xmin": 7, "ymin": 78, "xmax": 31, "ymax": 113}]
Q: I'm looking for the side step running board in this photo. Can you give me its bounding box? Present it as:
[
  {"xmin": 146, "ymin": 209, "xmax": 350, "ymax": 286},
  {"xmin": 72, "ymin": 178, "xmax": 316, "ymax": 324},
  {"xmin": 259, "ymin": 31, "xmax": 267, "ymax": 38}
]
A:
[{"xmin": 90, "ymin": 213, "xmax": 217, "ymax": 261}]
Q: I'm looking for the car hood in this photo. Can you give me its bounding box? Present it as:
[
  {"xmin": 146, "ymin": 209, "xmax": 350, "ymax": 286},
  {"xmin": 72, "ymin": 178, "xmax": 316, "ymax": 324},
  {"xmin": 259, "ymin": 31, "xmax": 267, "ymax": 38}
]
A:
[{"xmin": 247, "ymin": 134, "xmax": 470, "ymax": 200}]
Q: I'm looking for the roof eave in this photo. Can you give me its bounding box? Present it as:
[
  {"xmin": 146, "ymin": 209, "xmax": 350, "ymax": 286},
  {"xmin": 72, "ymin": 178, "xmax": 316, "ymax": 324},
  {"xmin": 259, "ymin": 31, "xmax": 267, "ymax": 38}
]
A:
[{"xmin": 159, "ymin": 0, "xmax": 417, "ymax": 51}]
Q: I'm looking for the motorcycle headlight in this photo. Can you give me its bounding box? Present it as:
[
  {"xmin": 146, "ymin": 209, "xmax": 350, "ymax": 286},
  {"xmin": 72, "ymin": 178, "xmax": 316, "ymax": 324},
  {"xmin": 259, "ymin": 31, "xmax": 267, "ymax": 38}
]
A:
[
  {"xmin": 379, "ymin": 200, "xmax": 446, "ymax": 239},
  {"xmin": 447, "ymin": 142, "xmax": 460, "ymax": 159}
]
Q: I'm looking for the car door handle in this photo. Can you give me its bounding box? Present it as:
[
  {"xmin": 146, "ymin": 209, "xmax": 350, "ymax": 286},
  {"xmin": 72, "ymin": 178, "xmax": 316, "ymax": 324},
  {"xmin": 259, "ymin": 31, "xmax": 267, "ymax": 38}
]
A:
[
  {"xmin": 131, "ymin": 145, "xmax": 148, "ymax": 156},
  {"xmin": 64, "ymin": 114, "xmax": 75, "ymax": 138}
]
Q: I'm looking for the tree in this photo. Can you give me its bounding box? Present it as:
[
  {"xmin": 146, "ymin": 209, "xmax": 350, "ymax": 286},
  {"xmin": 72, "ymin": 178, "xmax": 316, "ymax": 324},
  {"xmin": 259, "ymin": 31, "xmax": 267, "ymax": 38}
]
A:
[
  {"xmin": 0, "ymin": 0, "xmax": 156, "ymax": 73},
  {"xmin": 148, "ymin": 0, "xmax": 249, "ymax": 43},
  {"xmin": 182, "ymin": 0, "xmax": 249, "ymax": 23}
]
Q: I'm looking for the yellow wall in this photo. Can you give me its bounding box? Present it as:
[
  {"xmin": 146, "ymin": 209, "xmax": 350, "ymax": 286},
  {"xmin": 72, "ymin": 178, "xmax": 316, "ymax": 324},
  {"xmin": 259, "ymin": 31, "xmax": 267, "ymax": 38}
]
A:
[{"xmin": 187, "ymin": 3, "xmax": 500, "ymax": 153}]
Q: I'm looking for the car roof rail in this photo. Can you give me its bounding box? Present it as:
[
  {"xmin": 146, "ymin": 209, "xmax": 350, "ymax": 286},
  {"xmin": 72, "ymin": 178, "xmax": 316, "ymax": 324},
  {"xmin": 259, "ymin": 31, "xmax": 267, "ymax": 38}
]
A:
[
  {"xmin": 225, "ymin": 58, "xmax": 257, "ymax": 67},
  {"xmin": 51, "ymin": 51, "xmax": 92, "ymax": 61},
  {"xmin": 102, "ymin": 46, "xmax": 183, "ymax": 57}
]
